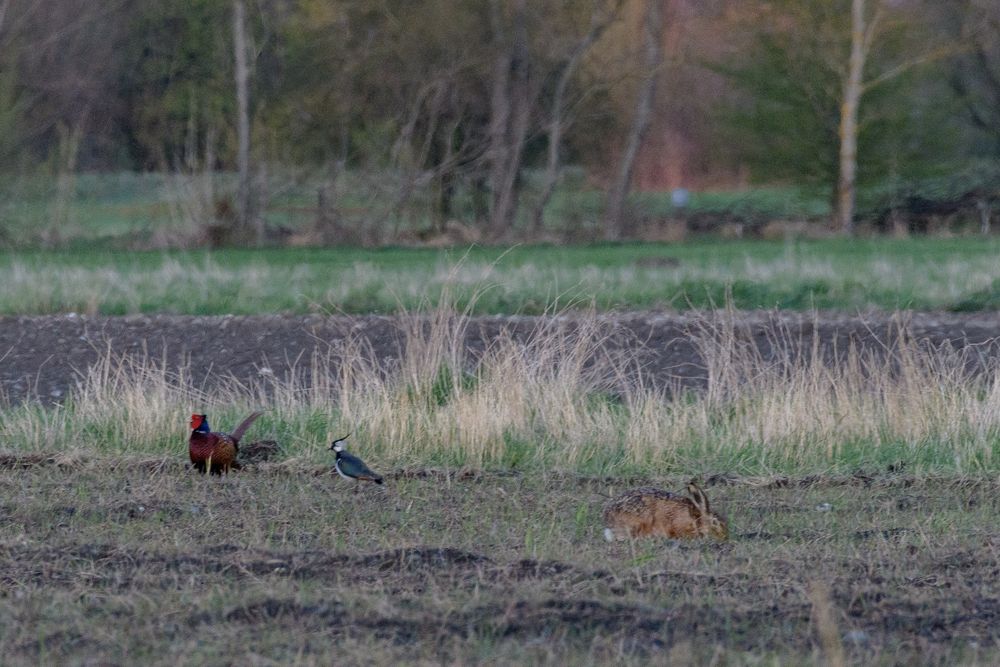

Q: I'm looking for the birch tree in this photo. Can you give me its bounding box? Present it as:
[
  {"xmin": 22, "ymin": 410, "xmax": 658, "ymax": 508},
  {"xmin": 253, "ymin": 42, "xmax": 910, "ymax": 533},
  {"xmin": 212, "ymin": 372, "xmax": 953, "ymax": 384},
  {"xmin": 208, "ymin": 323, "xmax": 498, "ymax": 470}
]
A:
[
  {"xmin": 836, "ymin": 0, "xmax": 957, "ymax": 233},
  {"xmin": 724, "ymin": 0, "xmax": 957, "ymax": 234},
  {"xmin": 531, "ymin": 0, "xmax": 622, "ymax": 232},
  {"xmin": 486, "ymin": 0, "xmax": 539, "ymax": 239},
  {"xmin": 835, "ymin": 0, "xmax": 867, "ymax": 235}
]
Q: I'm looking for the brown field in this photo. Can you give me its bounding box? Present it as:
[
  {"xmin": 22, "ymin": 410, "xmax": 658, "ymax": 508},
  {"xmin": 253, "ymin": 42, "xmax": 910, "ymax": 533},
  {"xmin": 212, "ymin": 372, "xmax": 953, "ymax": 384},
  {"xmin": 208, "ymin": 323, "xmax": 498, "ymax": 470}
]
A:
[
  {"xmin": 1, "ymin": 460, "xmax": 998, "ymax": 666},
  {"xmin": 2, "ymin": 310, "xmax": 1000, "ymax": 665}
]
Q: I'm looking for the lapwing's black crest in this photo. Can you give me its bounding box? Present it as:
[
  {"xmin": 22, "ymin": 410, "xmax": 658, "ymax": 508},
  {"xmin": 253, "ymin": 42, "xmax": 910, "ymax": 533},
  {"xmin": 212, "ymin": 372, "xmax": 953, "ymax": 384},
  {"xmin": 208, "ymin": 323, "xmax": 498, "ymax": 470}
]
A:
[{"xmin": 330, "ymin": 434, "xmax": 383, "ymax": 484}]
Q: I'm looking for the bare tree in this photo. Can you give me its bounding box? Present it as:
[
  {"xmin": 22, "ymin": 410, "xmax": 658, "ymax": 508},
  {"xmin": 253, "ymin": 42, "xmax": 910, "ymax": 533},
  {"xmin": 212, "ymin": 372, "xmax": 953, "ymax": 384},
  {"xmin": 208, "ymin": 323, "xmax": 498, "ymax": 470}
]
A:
[
  {"xmin": 387, "ymin": 79, "xmax": 450, "ymax": 225},
  {"xmin": 604, "ymin": 0, "xmax": 664, "ymax": 241},
  {"xmin": 835, "ymin": 0, "xmax": 868, "ymax": 236},
  {"xmin": 486, "ymin": 0, "xmax": 540, "ymax": 239},
  {"xmin": 48, "ymin": 110, "xmax": 89, "ymax": 245},
  {"xmin": 233, "ymin": 0, "xmax": 257, "ymax": 244},
  {"xmin": 531, "ymin": 0, "xmax": 621, "ymax": 233},
  {"xmin": 0, "ymin": 0, "xmax": 127, "ymax": 243},
  {"xmin": 835, "ymin": 0, "xmax": 958, "ymax": 234}
]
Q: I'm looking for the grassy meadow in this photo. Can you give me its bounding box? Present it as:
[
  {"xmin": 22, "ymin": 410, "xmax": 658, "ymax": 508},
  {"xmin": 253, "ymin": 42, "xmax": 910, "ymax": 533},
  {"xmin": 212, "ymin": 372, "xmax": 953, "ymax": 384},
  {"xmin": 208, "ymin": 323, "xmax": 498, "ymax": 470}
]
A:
[
  {"xmin": 6, "ymin": 237, "xmax": 1000, "ymax": 315},
  {"xmin": 2, "ymin": 172, "xmax": 1000, "ymax": 315}
]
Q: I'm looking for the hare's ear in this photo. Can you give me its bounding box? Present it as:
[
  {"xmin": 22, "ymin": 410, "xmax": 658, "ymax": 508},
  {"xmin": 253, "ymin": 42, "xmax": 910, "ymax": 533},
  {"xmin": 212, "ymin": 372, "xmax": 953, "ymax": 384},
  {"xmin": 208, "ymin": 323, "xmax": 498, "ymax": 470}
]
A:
[{"xmin": 687, "ymin": 479, "xmax": 710, "ymax": 514}]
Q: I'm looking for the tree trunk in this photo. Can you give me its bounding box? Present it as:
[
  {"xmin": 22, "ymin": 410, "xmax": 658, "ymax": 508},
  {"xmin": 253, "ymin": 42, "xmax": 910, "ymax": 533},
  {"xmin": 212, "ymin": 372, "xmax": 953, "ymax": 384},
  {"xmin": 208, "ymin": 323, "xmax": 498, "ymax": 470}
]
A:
[
  {"xmin": 49, "ymin": 117, "xmax": 86, "ymax": 247},
  {"xmin": 486, "ymin": 0, "xmax": 534, "ymax": 240},
  {"xmin": 836, "ymin": 0, "xmax": 866, "ymax": 236},
  {"xmin": 434, "ymin": 116, "xmax": 461, "ymax": 229},
  {"xmin": 493, "ymin": 68, "xmax": 531, "ymax": 237},
  {"xmin": 531, "ymin": 4, "xmax": 612, "ymax": 233},
  {"xmin": 604, "ymin": 0, "xmax": 663, "ymax": 241},
  {"xmin": 487, "ymin": 2, "xmax": 512, "ymax": 230},
  {"xmin": 232, "ymin": 0, "xmax": 256, "ymax": 245}
]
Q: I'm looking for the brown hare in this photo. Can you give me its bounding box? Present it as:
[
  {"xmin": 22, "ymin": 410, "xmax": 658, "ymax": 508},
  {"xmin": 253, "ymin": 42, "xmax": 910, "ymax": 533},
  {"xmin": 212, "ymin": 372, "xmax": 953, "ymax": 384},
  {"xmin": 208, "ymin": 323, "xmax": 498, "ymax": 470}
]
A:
[{"xmin": 603, "ymin": 479, "xmax": 728, "ymax": 541}]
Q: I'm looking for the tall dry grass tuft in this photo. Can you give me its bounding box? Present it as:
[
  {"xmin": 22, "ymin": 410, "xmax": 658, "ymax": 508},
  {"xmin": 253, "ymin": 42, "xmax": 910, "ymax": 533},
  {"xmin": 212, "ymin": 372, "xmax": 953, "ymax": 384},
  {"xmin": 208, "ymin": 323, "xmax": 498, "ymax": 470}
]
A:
[
  {"xmin": 682, "ymin": 309, "xmax": 1000, "ymax": 470},
  {"xmin": 332, "ymin": 287, "xmax": 633, "ymax": 467},
  {"xmin": 808, "ymin": 580, "xmax": 846, "ymax": 667},
  {"xmin": 1, "ymin": 303, "xmax": 999, "ymax": 472},
  {"xmin": 0, "ymin": 349, "xmax": 261, "ymax": 454}
]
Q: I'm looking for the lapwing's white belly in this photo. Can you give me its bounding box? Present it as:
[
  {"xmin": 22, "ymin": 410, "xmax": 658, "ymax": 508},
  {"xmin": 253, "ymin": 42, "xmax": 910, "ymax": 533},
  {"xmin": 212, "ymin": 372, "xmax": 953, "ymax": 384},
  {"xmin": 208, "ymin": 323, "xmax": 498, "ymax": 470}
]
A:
[{"xmin": 334, "ymin": 459, "xmax": 352, "ymax": 480}]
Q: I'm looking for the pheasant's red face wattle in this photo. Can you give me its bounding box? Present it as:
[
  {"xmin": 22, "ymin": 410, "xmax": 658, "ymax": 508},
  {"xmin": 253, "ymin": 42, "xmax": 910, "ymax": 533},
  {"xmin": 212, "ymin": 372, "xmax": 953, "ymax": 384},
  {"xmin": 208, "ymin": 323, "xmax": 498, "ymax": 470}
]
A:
[{"xmin": 190, "ymin": 414, "xmax": 204, "ymax": 430}]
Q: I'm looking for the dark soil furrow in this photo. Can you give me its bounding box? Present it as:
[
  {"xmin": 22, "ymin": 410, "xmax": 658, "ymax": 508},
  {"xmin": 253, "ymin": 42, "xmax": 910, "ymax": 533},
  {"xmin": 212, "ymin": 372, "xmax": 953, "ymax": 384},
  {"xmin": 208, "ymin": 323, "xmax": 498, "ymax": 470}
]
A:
[{"xmin": 5, "ymin": 311, "xmax": 1000, "ymax": 404}]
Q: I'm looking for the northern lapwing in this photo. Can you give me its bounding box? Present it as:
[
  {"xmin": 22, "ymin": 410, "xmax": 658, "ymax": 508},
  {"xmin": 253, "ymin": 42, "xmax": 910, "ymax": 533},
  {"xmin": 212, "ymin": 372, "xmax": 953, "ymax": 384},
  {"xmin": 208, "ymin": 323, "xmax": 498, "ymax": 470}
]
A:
[{"xmin": 330, "ymin": 434, "xmax": 383, "ymax": 488}]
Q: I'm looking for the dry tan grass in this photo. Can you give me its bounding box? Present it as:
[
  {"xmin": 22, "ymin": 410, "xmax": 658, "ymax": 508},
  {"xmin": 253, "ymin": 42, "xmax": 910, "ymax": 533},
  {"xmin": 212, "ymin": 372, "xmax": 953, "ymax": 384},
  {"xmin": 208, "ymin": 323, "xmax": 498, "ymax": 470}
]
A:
[
  {"xmin": 686, "ymin": 312, "xmax": 1000, "ymax": 471},
  {"xmin": 1, "ymin": 304, "xmax": 998, "ymax": 473}
]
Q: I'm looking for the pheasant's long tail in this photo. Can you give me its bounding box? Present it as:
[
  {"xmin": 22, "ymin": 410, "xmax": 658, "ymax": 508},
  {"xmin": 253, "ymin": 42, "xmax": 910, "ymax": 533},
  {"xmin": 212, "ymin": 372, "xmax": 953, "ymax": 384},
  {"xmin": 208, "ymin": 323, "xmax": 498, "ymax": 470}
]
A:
[{"xmin": 230, "ymin": 411, "xmax": 264, "ymax": 442}]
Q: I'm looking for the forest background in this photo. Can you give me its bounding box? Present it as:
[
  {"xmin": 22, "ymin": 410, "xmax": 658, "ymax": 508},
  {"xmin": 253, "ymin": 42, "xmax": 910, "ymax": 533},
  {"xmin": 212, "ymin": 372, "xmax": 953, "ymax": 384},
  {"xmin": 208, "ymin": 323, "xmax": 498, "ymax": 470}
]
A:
[{"xmin": 1, "ymin": 0, "xmax": 998, "ymax": 248}]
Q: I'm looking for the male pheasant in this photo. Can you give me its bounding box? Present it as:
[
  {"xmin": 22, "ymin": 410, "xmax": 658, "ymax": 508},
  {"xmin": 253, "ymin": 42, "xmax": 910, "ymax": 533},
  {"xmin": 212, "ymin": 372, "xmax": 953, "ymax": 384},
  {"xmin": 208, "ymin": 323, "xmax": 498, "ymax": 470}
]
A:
[{"xmin": 189, "ymin": 412, "xmax": 263, "ymax": 475}]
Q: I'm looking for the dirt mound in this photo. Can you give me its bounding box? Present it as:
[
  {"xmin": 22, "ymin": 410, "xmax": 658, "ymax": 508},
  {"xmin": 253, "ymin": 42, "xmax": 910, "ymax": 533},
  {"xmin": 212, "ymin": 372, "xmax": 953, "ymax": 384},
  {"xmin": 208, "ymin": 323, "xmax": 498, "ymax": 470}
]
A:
[{"xmin": 348, "ymin": 546, "xmax": 492, "ymax": 571}]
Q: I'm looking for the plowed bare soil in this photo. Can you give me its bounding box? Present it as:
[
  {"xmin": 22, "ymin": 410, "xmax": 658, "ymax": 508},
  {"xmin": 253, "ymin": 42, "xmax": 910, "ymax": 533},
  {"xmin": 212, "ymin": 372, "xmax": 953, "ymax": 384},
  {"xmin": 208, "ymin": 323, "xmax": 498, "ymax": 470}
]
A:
[
  {"xmin": 4, "ymin": 311, "xmax": 1000, "ymax": 403},
  {"xmin": 0, "ymin": 465, "xmax": 997, "ymax": 665},
  {"xmin": 3, "ymin": 312, "xmax": 1000, "ymax": 664}
]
